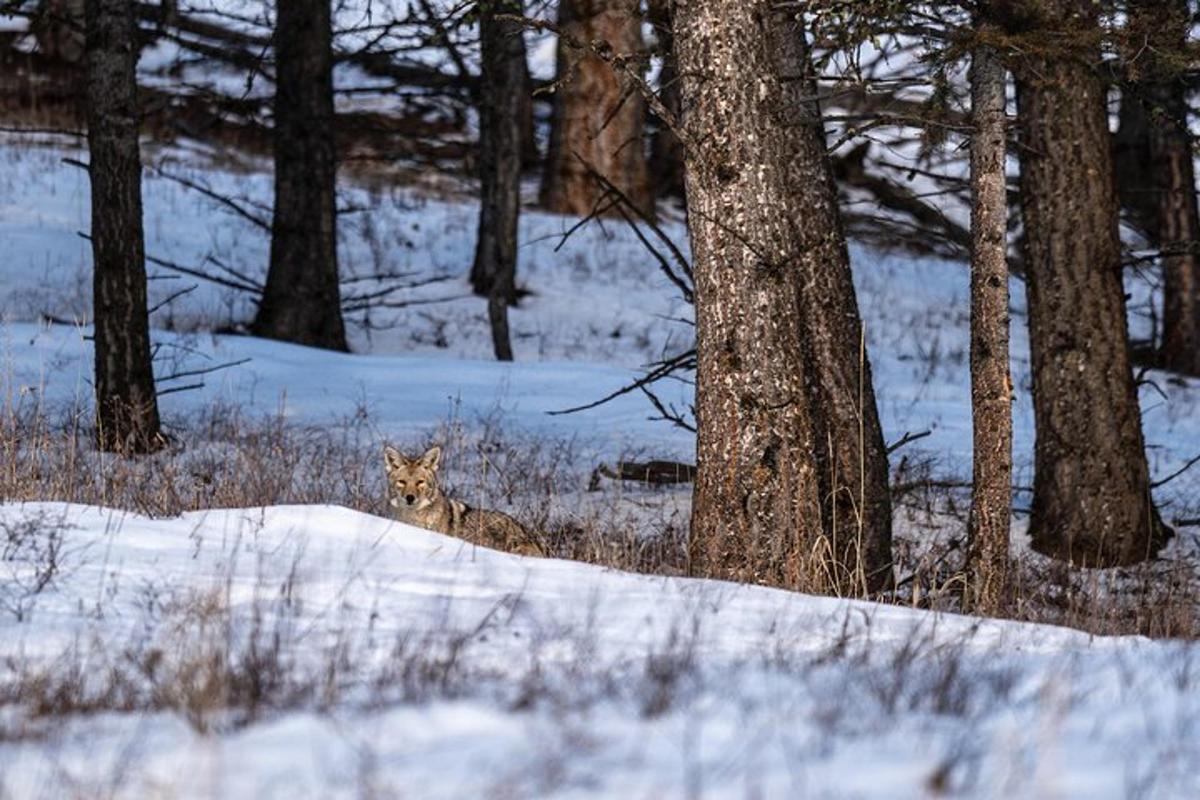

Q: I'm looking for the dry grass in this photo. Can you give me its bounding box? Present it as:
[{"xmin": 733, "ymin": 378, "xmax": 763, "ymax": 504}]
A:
[
  {"xmin": 1, "ymin": 382, "xmax": 1196, "ymax": 639},
  {"xmin": 0, "ymin": 390, "xmax": 688, "ymax": 576},
  {"xmin": 889, "ymin": 473, "xmax": 1200, "ymax": 639}
]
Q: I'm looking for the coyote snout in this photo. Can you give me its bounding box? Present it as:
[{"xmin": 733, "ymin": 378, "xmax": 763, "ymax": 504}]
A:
[{"xmin": 383, "ymin": 444, "xmax": 543, "ymax": 557}]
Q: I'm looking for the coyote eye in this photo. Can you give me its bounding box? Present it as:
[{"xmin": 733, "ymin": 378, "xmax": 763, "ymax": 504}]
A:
[
  {"xmin": 415, "ymin": 481, "xmax": 425, "ymax": 488},
  {"xmin": 396, "ymin": 480, "xmax": 406, "ymax": 488}
]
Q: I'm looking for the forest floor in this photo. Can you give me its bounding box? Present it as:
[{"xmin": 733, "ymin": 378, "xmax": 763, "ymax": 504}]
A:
[{"xmin": 1, "ymin": 92, "xmax": 1200, "ymax": 796}]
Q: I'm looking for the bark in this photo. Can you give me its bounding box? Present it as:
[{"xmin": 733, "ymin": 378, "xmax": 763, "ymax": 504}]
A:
[
  {"xmin": 646, "ymin": 0, "xmax": 684, "ymax": 200},
  {"xmin": 85, "ymin": 0, "xmax": 162, "ymax": 453},
  {"xmin": 1011, "ymin": 0, "xmax": 1171, "ymax": 566},
  {"xmin": 966, "ymin": 40, "xmax": 1012, "ymax": 614},
  {"xmin": 251, "ymin": 0, "xmax": 347, "ymax": 352},
  {"xmin": 1124, "ymin": 0, "xmax": 1200, "ymax": 376},
  {"xmin": 471, "ymin": 0, "xmax": 525, "ymax": 363},
  {"xmin": 540, "ymin": 0, "xmax": 652, "ymax": 218},
  {"xmin": 675, "ymin": 0, "xmax": 892, "ymax": 595},
  {"xmin": 516, "ymin": 30, "xmax": 540, "ymax": 169},
  {"xmin": 1114, "ymin": 87, "xmax": 1158, "ymax": 241}
]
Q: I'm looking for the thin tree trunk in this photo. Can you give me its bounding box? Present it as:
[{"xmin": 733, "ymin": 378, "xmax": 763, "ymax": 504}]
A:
[
  {"xmin": 1011, "ymin": 0, "xmax": 1171, "ymax": 566},
  {"xmin": 1124, "ymin": 0, "xmax": 1200, "ymax": 376},
  {"xmin": 517, "ymin": 29, "xmax": 539, "ymax": 169},
  {"xmin": 646, "ymin": 0, "xmax": 683, "ymax": 200},
  {"xmin": 1113, "ymin": 87, "xmax": 1158, "ymax": 241},
  {"xmin": 473, "ymin": 0, "xmax": 525, "ymax": 360},
  {"xmin": 85, "ymin": 0, "xmax": 162, "ymax": 454},
  {"xmin": 675, "ymin": 0, "xmax": 892, "ymax": 596},
  {"xmin": 251, "ymin": 0, "xmax": 347, "ymax": 352},
  {"xmin": 540, "ymin": 0, "xmax": 652, "ymax": 218},
  {"xmin": 966, "ymin": 39, "xmax": 1012, "ymax": 613}
]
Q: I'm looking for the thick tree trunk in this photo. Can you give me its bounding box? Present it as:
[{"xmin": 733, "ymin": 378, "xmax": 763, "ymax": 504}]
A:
[
  {"xmin": 472, "ymin": 0, "xmax": 525, "ymax": 360},
  {"xmin": 251, "ymin": 0, "xmax": 347, "ymax": 352},
  {"xmin": 1123, "ymin": 0, "xmax": 1200, "ymax": 376},
  {"xmin": 540, "ymin": 0, "xmax": 652, "ymax": 218},
  {"xmin": 646, "ymin": 0, "xmax": 683, "ymax": 200},
  {"xmin": 675, "ymin": 0, "xmax": 892, "ymax": 596},
  {"xmin": 966, "ymin": 40, "xmax": 1012, "ymax": 614},
  {"xmin": 85, "ymin": 0, "xmax": 162, "ymax": 454},
  {"xmin": 1012, "ymin": 0, "xmax": 1170, "ymax": 566}
]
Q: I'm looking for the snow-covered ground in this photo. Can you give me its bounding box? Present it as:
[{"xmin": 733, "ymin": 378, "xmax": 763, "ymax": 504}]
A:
[
  {"xmin": 3, "ymin": 136, "xmax": 1199, "ymax": 523},
  {"xmin": 1, "ymin": 503, "xmax": 1197, "ymax": 798},
  {"xmin": 2, "ymin": 125, "xmax": 1200, "ymax": 797}
]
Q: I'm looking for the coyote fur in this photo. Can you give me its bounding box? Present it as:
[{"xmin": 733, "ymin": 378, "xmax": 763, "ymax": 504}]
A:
[{"xmin": 383, "ymin": 445, "xmax": 543, "ymax": 557}]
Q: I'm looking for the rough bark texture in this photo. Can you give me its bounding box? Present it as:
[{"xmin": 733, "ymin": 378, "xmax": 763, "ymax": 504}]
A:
[
  {"xmin": 251, "ymin": 0, "xmax": 347, "ymax": 352},
  {"xmin": 675, "ymin": 0, "xmax": 892, "ymax": 595},
  {"xmin": 1124, "ymin": 0, "xmax": 1200, "ymax": 376},
  {"xmin": 646, "ymin": 0, "xmax": 684, "ymax": 200},
  {"xmin": 1012, "ymin": 0, "xmax": 1170, "ymax": 566},
  {"xmin": 540, "ymin": 0, "xmax": 652, "ymax": 218},
  {"xmin": 85, "ymin": 0, "xmax": 163, "ymax": 453},
  {"xmin": 472, "ymin": 0, "xmax": 525, "ymax": 361},
  {"xmin": 966, "ymin": 41, "xmax": 1012, "ymax": 613}
]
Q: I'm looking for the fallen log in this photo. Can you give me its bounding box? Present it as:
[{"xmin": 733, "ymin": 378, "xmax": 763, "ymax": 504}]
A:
[{"xmin": 588, "ymin": 460, "xmax": 696, "ymax": 490}]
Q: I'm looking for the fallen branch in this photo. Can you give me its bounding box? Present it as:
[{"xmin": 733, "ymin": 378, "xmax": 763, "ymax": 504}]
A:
[{"xmin": 588, "ymin": 460, "xmax": 697, "ymax": 490}]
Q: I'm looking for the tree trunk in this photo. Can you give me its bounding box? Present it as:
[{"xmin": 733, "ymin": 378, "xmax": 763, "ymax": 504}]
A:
[
  {"xmin": 540, "ymin": 0, "xmax": 652, "ymax": 218},
  {"xmin": 1011, "ymin": 0, "xmax": 1171, "ymax": 566},
  {"xmin": 1113, "ymin": 87, "xmax": 1158, "ymax": 242},
  {"xmin": 472, "ymin": 0, "xmax": 525, "ymax": 360},
  {"xmin": 966, "ymin": 39, "xmax": 1012, "ymax": 614},
  {"xmin": 646, "ymin": 0, "xmax": 684, "ymax": 200},
  {"xmin": 675, "ymin": 0, "xmax": 892, "ymax": 596},
  {"xmin": 1123, "ymin": 0, "xmax": 1200, "ymax": 376},
  {"xmin": 251, "ymin": 0, "xmax": 347, "ymax": 352},
  {"xmin": 517, "ymin": 30, "xmax": 539, "ymax": 169},
  {"xmin": 85, "ymin": 0, "xmax": 163, "ymax": 454}
]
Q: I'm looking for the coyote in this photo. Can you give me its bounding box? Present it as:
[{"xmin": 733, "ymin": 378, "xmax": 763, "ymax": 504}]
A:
[{"xmin": 383, "ymin": 445, "xmax": 543, "ymax": 557}]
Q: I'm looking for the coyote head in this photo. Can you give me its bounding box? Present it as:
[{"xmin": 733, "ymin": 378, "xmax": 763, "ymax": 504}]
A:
[{"xmin": 383, "ymin": 445, "xmax": 443, "ymax": 512}]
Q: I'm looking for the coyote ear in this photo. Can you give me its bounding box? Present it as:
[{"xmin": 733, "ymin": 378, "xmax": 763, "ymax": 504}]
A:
[
  {"xmin": 419, "ymin": 445, "xmax": 442, "ymax": 471},
  {"xmin": 383, "ymin": 446, "xmax": 405, "ymax": 473}
]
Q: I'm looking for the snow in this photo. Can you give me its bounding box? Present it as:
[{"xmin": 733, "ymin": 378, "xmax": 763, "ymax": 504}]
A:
[
  {"xmin": 1, "ymin": 503, "xmax": 1197, "ymax": 798},
  {"xmin": 2, "ymin": 63, "xmax": 1200, "ymax": 795}
]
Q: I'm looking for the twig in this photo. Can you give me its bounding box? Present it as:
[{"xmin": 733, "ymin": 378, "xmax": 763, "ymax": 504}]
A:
[
  {"xmin": 550, "ymin": 349, "xmax": 696, "ymax": 416},
  {"xmin": 148, "ymin": 284, "xmax": 199, "ymax": 314},
  {"xmin": 640, "ymin": 385, "xmax": 696, "ymax": 432},
  {"xmin": 893, "ymin": 537, "xmax": 962, "ymax": 590},
  {"xmin": 152, "ymin": 168, "xmax": 271, "ymax": 230},
  {"xmin": 1151, "ymin": 452, "xmax": 1200, "ymax": 489},
  {"xmin": 156, "ymin": 382, "xmax": 205, "ymax": 396},
  {"xmin": 77, "ymin": 232, "xmax": 262, "ymax": 295},
  {"xmin": 886, "ymin": 429, "xmax": 932, "ymax": 454},
  {"xmin": 575, "ymin": 153, "xmax": 695, "ymax": 299},
  {"xmin": 157, "ymin": 357, "xmax": 251, "ymax": 383},
  {"xmin": 205, "ymin": 255, "xmax": 265, "ymax": 292},
  {"xmin": 496, "ymin": 13, "xmax": 697, "ymax": 154}
]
